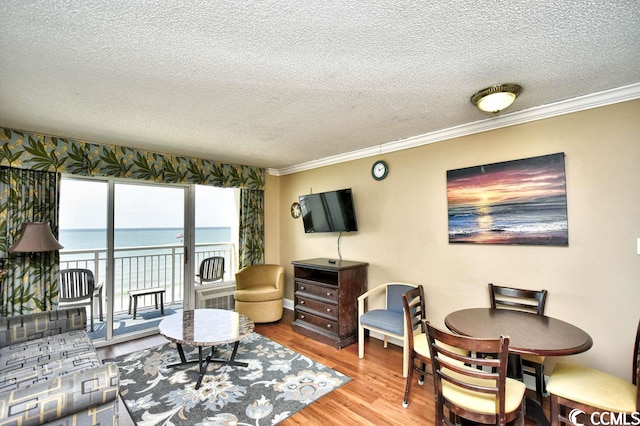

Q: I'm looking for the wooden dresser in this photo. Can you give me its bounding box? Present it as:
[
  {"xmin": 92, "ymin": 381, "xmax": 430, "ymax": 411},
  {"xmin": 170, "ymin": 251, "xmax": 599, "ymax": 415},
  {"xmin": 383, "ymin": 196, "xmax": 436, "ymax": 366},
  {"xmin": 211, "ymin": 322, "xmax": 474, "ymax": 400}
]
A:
[{"xmin": 291, "ymin": 258, "xmax": 368, "ymax": 349}]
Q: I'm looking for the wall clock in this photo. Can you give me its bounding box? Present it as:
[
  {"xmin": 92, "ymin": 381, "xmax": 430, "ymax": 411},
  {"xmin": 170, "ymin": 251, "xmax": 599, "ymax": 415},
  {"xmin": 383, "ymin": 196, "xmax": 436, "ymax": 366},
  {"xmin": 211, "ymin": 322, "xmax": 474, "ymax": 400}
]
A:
[
  {"xmin": 291, "ymin": 202, "xmax": 301, "ymax": 219},
  {"xmin": 371, "ymin": 160, "xmax": 389, "ymax": 181}
]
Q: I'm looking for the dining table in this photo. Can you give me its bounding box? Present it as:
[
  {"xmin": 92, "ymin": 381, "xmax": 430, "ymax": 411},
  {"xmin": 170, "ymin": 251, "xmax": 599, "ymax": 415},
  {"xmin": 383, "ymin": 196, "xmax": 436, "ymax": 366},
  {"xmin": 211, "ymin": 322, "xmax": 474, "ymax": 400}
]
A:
[{"xmin": 444, "ymin": 307, "xmax": 593, "ymax": 426}]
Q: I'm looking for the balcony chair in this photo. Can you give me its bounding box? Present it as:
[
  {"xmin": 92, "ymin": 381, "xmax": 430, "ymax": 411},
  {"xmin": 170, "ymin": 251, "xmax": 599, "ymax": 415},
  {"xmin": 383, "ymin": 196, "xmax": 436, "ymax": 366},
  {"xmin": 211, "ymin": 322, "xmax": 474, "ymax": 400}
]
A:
[
  {"xmin": 489, "ymin": 283, "xmax": 548, "ymax": 402},
  {"xmin": 546, "ymin": 319, "xmax": 640, "ymax": 426},
  {"xmin": 196, "ymin": 256, "xmax": 225, "ymax": 284},
  {"xmin": 58, "ymin": 268, "xmax": 100, "ymax": 332},
  {"xmin": 425, "ymin": 321, "xmax": 526, "ymax": 426},
  {"xmin": 357, "ymin": 282, "xmax": 418, "ymax": 377},
  {"xmin": 234, "ymin": 264, "xmax": 284, "ymax": 323}
]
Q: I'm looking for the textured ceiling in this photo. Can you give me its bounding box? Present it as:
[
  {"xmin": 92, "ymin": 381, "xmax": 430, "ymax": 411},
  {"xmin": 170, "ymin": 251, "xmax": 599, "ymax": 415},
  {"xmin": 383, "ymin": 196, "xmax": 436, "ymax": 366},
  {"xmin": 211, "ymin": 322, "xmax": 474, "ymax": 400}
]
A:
[{"xmin": 1, "ymin": 1, "xmax": 639, "ymax": 170}]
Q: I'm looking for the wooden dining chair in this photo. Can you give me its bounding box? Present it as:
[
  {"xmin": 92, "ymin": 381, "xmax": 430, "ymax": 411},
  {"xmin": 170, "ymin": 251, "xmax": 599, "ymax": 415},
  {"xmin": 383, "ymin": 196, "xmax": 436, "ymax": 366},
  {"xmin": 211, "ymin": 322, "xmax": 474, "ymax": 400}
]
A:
[
  {"xmin": 425, "ymin": 321, "xmax": 526, "ymax": 426},
  {"xmin": 546, "ymin": 319, "xmax": 640, "ymax": 426},
  {"xmin": 358, "ymin": 282, "xmax": 418, "ymax": 377},
  {"xmin": 489, "ymin": 283, "xmax": 548, "ymax": 402},
  {"xmin": 401, "ymin": 286, "xmax": 430, "ymax": 408}
]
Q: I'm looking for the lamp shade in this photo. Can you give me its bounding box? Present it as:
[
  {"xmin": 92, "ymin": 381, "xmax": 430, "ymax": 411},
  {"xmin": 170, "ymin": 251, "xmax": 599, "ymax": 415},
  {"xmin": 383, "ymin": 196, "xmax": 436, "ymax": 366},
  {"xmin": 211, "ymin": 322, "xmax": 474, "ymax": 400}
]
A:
[
  {"xmin": 8, "ymin": 222, "xmax": 64, "ymax": 253},
  {"xmin": 471, "ymin": 84, "xmax": 522, "ymax": 113}
]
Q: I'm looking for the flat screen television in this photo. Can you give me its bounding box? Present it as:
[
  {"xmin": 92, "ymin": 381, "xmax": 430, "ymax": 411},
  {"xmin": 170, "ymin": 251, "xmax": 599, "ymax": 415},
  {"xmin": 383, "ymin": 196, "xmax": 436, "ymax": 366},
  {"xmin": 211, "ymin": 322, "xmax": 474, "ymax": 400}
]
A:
[{"xmin": 299, "ymin": 188, "xmax": 358, "ymax": 233}]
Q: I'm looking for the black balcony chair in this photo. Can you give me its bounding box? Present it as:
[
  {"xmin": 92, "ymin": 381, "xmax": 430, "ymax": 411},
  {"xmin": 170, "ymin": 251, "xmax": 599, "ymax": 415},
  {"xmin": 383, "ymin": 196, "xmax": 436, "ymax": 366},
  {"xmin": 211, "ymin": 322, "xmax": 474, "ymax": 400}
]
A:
[
  {"xmin": 58, "ymin": 268, "xmax": 100, "ymax": 331},
  {"xmin": 196, "ymin": 256, "xmax": 225, "ymax": 284}
]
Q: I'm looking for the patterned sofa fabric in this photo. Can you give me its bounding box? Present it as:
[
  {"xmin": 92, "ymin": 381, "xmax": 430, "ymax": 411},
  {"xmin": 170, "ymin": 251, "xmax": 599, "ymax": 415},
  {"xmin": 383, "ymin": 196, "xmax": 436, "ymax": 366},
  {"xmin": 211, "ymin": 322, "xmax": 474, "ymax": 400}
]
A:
[{"xmin": 0, "ymin": 308, "xmax": 119, "ymax": 426}]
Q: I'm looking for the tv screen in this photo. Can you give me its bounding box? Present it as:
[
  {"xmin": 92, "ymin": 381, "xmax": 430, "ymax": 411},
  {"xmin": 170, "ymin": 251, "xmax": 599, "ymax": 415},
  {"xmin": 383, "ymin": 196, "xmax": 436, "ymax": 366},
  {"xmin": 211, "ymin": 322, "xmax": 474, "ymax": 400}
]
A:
[{"xmin": 299, "ymin": 188, "xmax": 358, "ymax": 233}]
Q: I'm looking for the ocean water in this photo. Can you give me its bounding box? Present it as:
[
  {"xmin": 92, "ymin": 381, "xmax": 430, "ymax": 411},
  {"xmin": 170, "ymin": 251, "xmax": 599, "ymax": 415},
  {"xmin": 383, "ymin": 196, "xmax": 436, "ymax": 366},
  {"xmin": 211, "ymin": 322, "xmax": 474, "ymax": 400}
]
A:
[
  {"xmin": 448, "ymin": 196, "xmax": 568, "ymax": 245},
  {"xmin": 58, "ymin": 227, "xmax": 233, "ymax": 310},
  {"xmin": 59, "ymin": 227, "xmax": 231, "ymax": 251}
]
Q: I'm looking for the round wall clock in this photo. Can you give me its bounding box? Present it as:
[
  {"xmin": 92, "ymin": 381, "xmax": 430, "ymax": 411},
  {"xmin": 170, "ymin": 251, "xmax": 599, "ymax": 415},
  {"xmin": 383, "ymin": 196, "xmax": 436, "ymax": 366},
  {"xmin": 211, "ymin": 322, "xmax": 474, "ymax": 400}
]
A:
[
  {"xmin": 290, "ymin": 202, "xmax": 301, "ymax": 219},
  {"xmin": 371, "ymin": 160, "xmax": 389, "ymax": 181}
]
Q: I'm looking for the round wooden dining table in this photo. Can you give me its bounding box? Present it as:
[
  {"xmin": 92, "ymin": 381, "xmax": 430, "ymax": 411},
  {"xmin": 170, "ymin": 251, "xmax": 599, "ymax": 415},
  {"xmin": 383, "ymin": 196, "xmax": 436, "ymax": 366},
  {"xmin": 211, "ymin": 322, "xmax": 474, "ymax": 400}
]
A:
[
  {"xmin": 444, "ymin": 308, "xmax": 593, "ymax": 426},
  {"xmin": 444, "ymin": 308, "xmax": 593, "ymax": 357}
]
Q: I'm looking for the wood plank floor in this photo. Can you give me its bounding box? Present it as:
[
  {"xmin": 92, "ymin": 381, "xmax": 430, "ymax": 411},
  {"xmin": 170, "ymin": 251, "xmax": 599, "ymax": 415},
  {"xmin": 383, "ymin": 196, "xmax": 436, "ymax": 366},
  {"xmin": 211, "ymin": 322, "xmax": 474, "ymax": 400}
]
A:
[{"xmin": 96, "ymin": 309, "xmax": 549, "ymax": 425}]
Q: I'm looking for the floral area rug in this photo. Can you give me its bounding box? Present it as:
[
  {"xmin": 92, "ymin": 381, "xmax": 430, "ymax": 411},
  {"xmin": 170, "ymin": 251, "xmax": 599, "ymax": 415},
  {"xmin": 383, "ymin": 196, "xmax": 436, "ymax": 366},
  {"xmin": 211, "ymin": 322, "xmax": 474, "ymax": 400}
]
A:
[{"xmin": 110, "ymin": 332, "xmax": 350, "ymax": 425}]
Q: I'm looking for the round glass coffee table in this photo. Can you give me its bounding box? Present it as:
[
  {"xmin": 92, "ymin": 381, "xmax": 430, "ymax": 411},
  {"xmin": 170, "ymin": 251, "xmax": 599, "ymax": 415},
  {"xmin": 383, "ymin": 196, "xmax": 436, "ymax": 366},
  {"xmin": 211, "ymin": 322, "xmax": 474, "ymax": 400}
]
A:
[{"xmin": 159, "ymin": 309, "xmax": 255, "ymax": 389}]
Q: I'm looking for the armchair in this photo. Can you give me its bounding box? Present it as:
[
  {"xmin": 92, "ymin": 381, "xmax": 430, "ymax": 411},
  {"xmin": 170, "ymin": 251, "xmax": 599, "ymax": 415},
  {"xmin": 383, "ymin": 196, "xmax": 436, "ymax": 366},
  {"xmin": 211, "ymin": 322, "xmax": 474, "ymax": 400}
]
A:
[
  {"xmin": 234, "ymin": 264, "xmax": 285, "ymax": 323},
  {"xmin": 357, "ymin": 282, "xmax": 418, "ymax": 377}
]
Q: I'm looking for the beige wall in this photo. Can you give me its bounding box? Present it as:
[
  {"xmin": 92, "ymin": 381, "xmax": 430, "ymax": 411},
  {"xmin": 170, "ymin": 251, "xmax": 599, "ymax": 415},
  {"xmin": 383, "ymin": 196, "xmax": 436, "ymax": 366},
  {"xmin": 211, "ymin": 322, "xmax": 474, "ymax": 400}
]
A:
[{"xmin": 265, "ymin": 99, "xmax": 640, "ymax": 380}]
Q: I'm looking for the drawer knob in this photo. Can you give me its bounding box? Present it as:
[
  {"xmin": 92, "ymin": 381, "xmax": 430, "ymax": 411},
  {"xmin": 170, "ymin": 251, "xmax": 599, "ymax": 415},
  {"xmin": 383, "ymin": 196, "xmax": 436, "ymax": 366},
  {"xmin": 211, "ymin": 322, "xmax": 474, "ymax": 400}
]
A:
[
  {"xmin": 300, "ymin": 300, "xmax": 305, "ymax": 304},
  {"xmin": 327, "ymin": 292, "xmax": 332, "ymax": 296},
  {"xmin": 300, "ymin": 315, "xmax": 305, "ymax": 319},
  {"xmin": 326, "ymin": 308, "xmax": 332, "ymax": 312},
  {"xmin": 326, "ymin": 324, "xmax": 332, "ymax": 328},
  {"xmin": 300, "ymin": 286, "xmax": 305, "ymax": 290}
]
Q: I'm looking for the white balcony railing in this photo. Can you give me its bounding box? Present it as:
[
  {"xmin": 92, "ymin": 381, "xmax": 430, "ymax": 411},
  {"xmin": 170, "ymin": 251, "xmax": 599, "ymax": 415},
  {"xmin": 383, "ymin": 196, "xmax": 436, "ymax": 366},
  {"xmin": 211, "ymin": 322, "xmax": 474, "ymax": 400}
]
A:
[{"xmin": 60, "ymin": 242, "xmax": 235, "ymax": 314}]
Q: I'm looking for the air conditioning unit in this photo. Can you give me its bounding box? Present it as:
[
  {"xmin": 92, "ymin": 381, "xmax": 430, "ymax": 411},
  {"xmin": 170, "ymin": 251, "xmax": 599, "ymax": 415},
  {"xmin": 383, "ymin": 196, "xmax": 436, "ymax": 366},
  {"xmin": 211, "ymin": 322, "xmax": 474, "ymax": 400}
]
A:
[{"xmin": 195, "ymin": 282, "xmax": 236, "ymax": 310}]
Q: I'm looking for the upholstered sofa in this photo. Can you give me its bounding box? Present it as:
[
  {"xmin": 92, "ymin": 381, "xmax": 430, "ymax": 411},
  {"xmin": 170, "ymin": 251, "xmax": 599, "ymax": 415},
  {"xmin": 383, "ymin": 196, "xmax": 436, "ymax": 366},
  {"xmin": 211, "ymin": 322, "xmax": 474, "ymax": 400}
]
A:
[{"xmin": 0, "ymin": 307, "xmax": 119, "ymax": 425}]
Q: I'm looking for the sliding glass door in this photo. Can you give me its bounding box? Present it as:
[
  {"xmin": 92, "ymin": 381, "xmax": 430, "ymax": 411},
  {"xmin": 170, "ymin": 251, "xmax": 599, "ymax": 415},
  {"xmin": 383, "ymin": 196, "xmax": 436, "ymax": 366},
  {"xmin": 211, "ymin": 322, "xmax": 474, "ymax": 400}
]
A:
[
  {"xmin": 59, "ymin": 177, "xmax": 239, "ymax": 342},
  {"xmin": 111, "ymin": 182, "xmax": 188, "ymax": 340}
]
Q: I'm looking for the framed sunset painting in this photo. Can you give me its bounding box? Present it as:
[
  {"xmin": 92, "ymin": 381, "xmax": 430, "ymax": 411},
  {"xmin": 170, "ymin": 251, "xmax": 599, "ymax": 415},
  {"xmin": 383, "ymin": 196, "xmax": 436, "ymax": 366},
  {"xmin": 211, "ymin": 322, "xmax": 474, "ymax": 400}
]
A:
[{"xmin": 447, "ymin": 153, "xmax": 569, "ymax": 246}]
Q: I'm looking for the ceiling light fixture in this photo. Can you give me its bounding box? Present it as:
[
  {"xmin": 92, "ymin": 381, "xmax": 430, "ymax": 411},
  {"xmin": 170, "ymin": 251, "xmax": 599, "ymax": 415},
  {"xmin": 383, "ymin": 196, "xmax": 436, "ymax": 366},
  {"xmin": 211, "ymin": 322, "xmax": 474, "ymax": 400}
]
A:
[{"xmin": 471, "ymin": 84, "xmax": 522, "ymax": 113}]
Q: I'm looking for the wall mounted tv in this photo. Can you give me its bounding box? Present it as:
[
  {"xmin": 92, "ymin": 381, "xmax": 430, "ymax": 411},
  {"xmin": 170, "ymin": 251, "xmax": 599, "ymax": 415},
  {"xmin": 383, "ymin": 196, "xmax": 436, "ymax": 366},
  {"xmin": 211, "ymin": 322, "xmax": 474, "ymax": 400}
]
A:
[{"xmin": 299, "ymin": 188, "xmax": 358, "ymax": 233}]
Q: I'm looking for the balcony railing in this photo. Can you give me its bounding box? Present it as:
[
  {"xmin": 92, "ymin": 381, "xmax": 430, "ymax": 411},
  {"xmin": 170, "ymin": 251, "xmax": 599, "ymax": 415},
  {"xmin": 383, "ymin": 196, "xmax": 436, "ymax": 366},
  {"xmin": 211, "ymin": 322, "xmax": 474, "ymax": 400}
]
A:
[{"xmin": 60, "ymin": 242, "xmax": 235, "ymax": 314}]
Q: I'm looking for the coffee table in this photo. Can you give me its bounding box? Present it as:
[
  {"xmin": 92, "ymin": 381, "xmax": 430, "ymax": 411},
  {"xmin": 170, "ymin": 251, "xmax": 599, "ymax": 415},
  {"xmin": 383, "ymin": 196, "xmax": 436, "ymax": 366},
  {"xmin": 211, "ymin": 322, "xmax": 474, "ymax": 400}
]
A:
[{"xmin": 159, "ymin": 309, "xmax": 255, "ymax": 389}]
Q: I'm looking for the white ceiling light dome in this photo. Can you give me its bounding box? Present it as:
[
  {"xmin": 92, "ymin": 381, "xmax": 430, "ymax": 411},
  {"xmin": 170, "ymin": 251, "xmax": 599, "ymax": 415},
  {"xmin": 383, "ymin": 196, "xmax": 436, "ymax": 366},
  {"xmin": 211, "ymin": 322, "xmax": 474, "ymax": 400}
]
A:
[{"xmin": 471, "ymin": 84, "xmax": 523, "ymax": 113}]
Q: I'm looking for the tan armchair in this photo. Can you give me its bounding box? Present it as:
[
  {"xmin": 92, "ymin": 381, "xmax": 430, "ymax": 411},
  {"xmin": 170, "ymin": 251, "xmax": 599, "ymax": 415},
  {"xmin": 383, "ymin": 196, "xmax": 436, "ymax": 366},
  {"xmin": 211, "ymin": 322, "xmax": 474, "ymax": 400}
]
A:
[{"xmin": 234, "ymin": 264, "xmax": 285, "ymax": 323}]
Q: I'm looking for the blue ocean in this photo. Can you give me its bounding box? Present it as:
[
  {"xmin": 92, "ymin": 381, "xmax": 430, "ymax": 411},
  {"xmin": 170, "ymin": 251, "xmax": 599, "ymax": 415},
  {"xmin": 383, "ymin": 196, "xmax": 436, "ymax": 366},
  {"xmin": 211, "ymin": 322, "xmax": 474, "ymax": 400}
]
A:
[
  {"xmin": 59, "ymin": 227, "xmax": 231, "ymax": 251},
  {"xmin": 448, "ymin": 196, "xmax": 568, "ymax": 245}
]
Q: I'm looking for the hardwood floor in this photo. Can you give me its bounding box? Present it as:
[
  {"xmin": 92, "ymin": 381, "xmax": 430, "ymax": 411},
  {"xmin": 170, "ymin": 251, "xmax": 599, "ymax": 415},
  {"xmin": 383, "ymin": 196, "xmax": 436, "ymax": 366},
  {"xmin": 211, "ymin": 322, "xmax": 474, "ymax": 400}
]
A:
[{"xmin": 97, "ymin": 309, "xmax": 549, "ymax": 425}]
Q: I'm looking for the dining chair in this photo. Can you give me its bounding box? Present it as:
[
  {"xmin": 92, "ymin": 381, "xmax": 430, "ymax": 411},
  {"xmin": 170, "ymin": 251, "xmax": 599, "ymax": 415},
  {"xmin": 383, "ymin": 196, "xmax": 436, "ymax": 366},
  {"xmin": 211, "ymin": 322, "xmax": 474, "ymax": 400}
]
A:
[
  {"xmin": 196, "ymin": 256, "xmax": 225, "ymax": 284},
  {"xmin": 358, "ymin": 282, "xmax": 418, "ymax": 377},
  {"xmin": 425, "ymin": 321, "xmax": 526, "ymax": 426},
  {"xmin": 58, "ymin": 268, "xmax": 97, "ymax": 331},
  {"xmin": 489, "ymin": 283, "xmax": 548, "ymax": 402},
  {"xmin": 546, "ymin": 319, "xmax": 640, "ymax": 426},
  {"xmin": 401, "ymin": 287, "xmax": 471, "ymax": 408},
  {"xmin": 401, "ymin": 286, "xmax": 429, "ymax": 408}
]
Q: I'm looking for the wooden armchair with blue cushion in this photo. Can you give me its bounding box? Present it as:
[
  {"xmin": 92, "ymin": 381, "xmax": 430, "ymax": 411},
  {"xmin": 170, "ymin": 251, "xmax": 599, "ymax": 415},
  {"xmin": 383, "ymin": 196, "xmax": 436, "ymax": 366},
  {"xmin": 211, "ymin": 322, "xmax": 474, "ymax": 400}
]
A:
[{"xmin": 358, "ymin": 282, "xmax": 418, "ymax": 377}]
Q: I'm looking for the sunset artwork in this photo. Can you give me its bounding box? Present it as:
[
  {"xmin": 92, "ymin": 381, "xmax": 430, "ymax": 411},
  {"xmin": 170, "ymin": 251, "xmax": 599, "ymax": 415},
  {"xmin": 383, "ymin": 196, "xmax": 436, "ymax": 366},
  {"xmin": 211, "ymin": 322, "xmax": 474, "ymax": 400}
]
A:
[{"xmin": 447, "ymin": 153, "xmax": 569, "ymax": 246}]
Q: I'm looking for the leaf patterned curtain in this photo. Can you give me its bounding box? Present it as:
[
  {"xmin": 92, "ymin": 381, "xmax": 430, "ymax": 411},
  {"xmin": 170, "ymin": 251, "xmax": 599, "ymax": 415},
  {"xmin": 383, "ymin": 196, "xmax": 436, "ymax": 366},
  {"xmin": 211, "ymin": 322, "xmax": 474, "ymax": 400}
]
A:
[
  {"xmin": 239, "ymin": 189, "xmax": 264, "ymax": 268},
  {"xmin": 0, "ymin": 126, "xmax": 266, "ymax": 287},
  {"xmin": 0, "ymin": 167, "xmax": 60, "ymax": 315}
]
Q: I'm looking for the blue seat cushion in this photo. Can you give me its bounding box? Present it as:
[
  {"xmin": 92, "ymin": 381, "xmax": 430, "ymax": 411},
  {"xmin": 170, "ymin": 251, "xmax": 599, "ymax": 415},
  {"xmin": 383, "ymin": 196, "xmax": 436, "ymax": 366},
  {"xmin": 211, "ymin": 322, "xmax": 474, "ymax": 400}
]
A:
[{"xmin": 360, "ymin": 309, "xmax": 404, "ymax": 336}]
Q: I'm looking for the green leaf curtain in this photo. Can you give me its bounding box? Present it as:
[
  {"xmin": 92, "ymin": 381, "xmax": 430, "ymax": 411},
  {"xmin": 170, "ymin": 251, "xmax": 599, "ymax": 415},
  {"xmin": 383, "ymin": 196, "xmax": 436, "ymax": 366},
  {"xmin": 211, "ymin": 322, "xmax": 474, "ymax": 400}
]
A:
[
  {"xmin": 0, "ymin": 167, "xmax": 60, "ymax": 315},
  {"xmin": 239, "ymin": 189, "xmax": 265, "ymax": 268},
  {"xmin": 0, "ymin": 127, "xmax": 266, "ymax": 313}
]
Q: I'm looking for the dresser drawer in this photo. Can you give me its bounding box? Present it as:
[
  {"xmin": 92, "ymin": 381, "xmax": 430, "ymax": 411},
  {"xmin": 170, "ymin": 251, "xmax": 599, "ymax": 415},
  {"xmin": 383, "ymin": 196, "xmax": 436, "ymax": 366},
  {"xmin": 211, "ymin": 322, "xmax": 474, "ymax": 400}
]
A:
[
  {"xmin": 295, "ymin": 296, "xmax": 338, "ymax": 319},
  {"xmin": 296, "ymin": 310, "xmax": 338, "ymax": 333},
  {"xmin": 295, "ymin": 280, "xmax": 338, "ymax": 302}
]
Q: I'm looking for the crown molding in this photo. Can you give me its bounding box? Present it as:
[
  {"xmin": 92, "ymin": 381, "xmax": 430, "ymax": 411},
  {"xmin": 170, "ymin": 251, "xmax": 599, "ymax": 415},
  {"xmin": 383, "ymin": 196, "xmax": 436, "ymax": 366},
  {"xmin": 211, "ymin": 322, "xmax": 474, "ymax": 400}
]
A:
[{"xmin": 269, "ymin": 82, "xmax": 640, "ymax": 176}]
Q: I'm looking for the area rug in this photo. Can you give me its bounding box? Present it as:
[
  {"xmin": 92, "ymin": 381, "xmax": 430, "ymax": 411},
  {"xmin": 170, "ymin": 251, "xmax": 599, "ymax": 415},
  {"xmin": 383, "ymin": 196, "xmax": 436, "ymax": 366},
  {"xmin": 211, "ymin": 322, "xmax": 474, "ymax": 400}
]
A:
[{"xmin": 110, "ymin": 333, "xmax": 350, "ymax": 425}]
